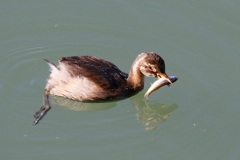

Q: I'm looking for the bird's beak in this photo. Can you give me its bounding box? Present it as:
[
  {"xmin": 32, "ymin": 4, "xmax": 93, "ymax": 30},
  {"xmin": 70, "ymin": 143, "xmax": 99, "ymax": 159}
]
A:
[{"xmin": 157, "ymin": 73, "xmax": 172, "ymax": 84}]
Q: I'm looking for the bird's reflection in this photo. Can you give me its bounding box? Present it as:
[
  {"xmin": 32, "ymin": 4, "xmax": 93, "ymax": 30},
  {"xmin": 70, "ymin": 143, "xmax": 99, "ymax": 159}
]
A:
[
  {"xmin": 34, "ymin": 93, "xmax": 178, "ymax": 130},
  {"xmin": 51, "ymin": 96, "xmax": 117, "ymax": 111},
  {"xmin": 134, "ymin": 102, "xmax": 178, "ymax": 130},
  {"xmin": 129, "ymin": 92, "xmax": 178, "ymax": 130}
]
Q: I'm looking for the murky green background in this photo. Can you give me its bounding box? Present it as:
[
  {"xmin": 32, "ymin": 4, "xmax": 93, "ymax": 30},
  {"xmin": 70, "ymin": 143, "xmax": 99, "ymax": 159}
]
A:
[{"xmin": 1, "ymin": 0, "xmax": 240, "ymax": 159}]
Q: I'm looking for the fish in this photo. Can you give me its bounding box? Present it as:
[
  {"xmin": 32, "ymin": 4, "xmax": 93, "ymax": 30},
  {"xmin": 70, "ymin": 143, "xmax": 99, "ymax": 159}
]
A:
[{"xmin": 144, "ymin": 76, "xmax": 178, "ymax": 99}]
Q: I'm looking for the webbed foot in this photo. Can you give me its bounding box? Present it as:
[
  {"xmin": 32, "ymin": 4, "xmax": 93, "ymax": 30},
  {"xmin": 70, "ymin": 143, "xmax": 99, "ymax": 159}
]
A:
[{"xmin": 33, "ymin": 93, "xmax": 51, "ymax": 125}]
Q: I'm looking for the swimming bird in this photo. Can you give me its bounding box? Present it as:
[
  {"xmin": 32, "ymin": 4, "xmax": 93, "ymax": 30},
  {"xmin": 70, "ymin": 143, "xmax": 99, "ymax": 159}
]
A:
[{"xmin": 33, "ymin": 52, "xmax": 171, "ymax": 125}]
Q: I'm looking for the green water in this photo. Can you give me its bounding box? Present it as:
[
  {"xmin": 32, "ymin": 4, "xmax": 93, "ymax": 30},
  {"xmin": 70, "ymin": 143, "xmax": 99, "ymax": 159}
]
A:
[{"xmin": 1, "ymin": 0, "xmax": 240, "ymax": 159}]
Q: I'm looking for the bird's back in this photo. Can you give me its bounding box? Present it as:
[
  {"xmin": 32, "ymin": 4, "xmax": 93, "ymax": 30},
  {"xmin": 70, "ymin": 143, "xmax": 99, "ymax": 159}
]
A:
[
  {"xmin": 46, "ymin": 56, "xmax": 129, "ymax": 101},
  {"xmin": 59, "ymin": 56, "xmax": 128, "ymax": 90}
]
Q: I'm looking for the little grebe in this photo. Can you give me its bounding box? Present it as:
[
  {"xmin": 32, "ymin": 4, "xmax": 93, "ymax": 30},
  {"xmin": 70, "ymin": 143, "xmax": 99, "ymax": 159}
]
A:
[{"xmin": 33, "ymin": 52, "xmax": 171, "ymax": 125}]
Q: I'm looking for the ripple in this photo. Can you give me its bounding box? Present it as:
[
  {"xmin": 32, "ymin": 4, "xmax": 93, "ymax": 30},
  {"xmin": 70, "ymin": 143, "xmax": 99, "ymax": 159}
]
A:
[{"xmin": 0, "ymin": 42, "xmax": 59, "ymax": 103}]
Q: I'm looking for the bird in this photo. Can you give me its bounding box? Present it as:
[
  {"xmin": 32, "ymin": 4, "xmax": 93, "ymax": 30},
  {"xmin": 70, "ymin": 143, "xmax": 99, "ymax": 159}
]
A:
[{"xmin": 33, "ymin": 52, "xmax": 171, "ymax": 125}]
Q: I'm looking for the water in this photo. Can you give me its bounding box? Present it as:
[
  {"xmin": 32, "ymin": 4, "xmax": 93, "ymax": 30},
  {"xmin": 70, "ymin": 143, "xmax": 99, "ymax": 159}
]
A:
[{"xmin": 1, "ymin": 0, "xmax": 240, "ymax": 159}]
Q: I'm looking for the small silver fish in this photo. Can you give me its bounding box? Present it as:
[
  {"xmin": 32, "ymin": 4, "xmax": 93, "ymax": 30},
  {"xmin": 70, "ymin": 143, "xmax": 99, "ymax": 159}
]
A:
[{"xmin": 144, "ymin": 76, "xmax": 178, "ymax": 99}]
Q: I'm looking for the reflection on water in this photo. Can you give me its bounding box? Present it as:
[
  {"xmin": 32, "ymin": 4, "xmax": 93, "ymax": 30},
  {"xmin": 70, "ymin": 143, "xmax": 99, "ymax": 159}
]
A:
[
  {"xmin": 134, "ymin": 102, "xmax": 178, "ymax": 130},
  {"xmin": 34, "ymin": 94, "xmax": 178, "ymax": 130},
  {"xmin": 129, "ymin": 93, "xmax": 178, "ymax": 130},
  {"xmin": 51, "ymin": 95, "xmax": 117, "ymax": 111}
]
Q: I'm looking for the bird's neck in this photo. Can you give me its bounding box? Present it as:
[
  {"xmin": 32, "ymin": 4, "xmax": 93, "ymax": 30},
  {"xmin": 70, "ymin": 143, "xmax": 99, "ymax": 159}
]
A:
[{"xmin": 126, "ymin": 60, "xmax": 145, "ymax": 90}]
